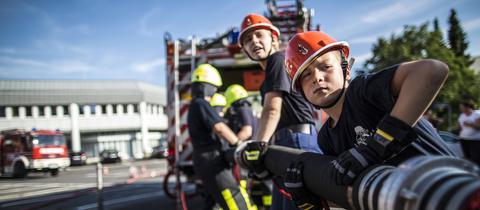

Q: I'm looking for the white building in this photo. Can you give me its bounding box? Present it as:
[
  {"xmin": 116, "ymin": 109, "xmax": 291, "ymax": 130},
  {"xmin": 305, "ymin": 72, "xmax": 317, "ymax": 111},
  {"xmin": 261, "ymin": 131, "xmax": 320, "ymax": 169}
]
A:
[{"xmin": 0, "ymin": 80, "xmax": 167, "ymax": 160}]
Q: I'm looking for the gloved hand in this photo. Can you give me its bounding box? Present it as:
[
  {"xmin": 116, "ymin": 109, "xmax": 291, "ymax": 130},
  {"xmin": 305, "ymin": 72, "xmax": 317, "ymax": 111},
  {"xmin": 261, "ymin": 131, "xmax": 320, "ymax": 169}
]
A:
[
  {"xmin": 284, "ymin": 160, "xmax": 324, "ymax": 210},
  {"xmin": 332, "ymin": 115, "xmax": 417, "ymax": 185},
  {"xmin": 366, "ymin": 115, "xmax": 417, "ymax": 159},
  {"xmin": 243, "ymin": 141, "xmax": 271, "ymax": 180},
  {"xmin": 331, "ymin": 146, "xmax": 381, "ymax": 185}
]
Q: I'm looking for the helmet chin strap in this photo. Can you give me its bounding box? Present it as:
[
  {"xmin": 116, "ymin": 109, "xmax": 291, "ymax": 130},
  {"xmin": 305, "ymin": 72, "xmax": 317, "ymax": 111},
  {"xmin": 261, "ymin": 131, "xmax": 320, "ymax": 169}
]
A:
[
  {"xmin": 313, "ymin": 51, "xmax": 348, "ymax": 109},
  {"xmin": 242, "ymin": 34, "xmax": 275, "ymax": 62}
]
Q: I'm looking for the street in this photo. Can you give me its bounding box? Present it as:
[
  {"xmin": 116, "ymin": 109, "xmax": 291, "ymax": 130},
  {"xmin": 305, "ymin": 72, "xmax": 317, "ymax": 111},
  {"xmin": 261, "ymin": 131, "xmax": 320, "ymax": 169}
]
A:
[{"xmin": 0, "ymin": 159, "xmax": 204, "ymax": 210}]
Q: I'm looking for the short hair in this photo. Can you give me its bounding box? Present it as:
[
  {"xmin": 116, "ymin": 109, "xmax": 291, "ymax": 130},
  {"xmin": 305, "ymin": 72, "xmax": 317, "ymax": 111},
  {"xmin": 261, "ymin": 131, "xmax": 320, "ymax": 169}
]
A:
[{"xmin": 460, "ymin": 99, "xmax": 476, "ymax": 109}]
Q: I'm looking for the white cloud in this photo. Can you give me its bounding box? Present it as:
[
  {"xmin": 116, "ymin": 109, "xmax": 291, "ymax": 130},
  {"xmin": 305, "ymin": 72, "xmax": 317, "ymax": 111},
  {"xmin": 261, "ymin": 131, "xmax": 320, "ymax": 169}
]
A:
[
  {"xmin": 22, "ymin": 2, "xmax": 92, "ymax": 37},
  {"xmin": 139, "ymin": 7, "xmax": 160, "ymax": 37},
  {"xmin": 464, "ymin": 17, "xmax": 480, "ymax": 32},
  {"xmin": 52, "ymin": 60, "xmax": 92, "ymax": 73},
  {"xmin": 361, "ymin": 0, "xmax": 434, "ymax": 24},
  {"xmin": 352, "ymin": 52, "xmax": 373, "ymax": 66},
  {"xmin": 349, "ymin": 35, "xmax": 378, "ymax": 44},
  {"xmin": 0, "ymin": 56, "xmax": 93, "ymax": 74},
  {"xmin": 0, "ymin": 56, "xmax": 49, "ymax": 68},
  {"xmin": 131, "ymin": 58, "xmax": 164, "ymax": 73},
  {"xmin": 335, "ymin": 0, "xmax": 453, "ymax": 42},
  {"xmin": 34, "ymin": 40, "xmax": 91, "ymax": 55}
]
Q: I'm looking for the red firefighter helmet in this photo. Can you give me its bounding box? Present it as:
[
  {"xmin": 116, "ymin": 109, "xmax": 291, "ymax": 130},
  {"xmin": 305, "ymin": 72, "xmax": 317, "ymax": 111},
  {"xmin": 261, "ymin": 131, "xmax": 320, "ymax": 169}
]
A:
[
  {"xmin": 238, "ymin": 13, "xmax": 280, "ymax": 47},
  {"xmin": 285, "ymin": 31, "xmax": 350, "ymax": 91}
]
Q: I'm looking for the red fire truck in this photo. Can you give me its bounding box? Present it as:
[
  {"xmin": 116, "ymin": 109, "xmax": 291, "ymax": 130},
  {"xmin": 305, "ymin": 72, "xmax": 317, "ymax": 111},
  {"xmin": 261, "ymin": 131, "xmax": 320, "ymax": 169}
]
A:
[{"xmin": 0, "ymin": 129, "xmax": 70, "ymax": 178}]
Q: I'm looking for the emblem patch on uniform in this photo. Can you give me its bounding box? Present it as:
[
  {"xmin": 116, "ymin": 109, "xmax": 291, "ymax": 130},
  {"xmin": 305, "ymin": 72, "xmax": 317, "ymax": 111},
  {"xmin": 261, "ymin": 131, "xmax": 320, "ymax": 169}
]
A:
[
  {"xmin": 297, "ymin": 43, "xmax": 308, "ymax": 55},
  {"xmin": 354, "ymin": 126, "xmax": 374, "ymax": 146}
]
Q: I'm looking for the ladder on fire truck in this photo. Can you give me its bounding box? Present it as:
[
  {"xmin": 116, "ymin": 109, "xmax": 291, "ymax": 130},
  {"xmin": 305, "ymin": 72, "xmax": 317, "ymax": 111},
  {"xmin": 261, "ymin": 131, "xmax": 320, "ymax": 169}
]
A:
[{"xmin": 267, "ymin": 0, "xmax": 317, "ymax": 43}]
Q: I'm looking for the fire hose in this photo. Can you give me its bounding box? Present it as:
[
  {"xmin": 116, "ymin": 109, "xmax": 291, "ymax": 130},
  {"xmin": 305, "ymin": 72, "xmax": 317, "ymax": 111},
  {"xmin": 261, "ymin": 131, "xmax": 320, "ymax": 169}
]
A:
[{"xmin": 230, "ymin": 142, "xmax": 480, "ymax": 210}]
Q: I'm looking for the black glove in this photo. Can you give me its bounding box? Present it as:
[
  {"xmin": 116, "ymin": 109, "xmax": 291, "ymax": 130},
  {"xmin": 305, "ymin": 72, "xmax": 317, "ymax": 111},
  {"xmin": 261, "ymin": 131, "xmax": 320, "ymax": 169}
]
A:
[
  {"xmin": 284, "ymin": 160, "xmax": 324, "ymax": 210},
  {"xmin": 332, "ymin": 115, "xmax": 417, "ymax": 185},
  {"xmin": 331, "ymin": 146, "xmax": 381, "ymax": 185},
  {"xmin": 366, "ymin": 115, "xmax": 417, "ymax": 159},
  {"xmin": 243, "ymin": 141, "xmax": 271, "ymax": 180}
]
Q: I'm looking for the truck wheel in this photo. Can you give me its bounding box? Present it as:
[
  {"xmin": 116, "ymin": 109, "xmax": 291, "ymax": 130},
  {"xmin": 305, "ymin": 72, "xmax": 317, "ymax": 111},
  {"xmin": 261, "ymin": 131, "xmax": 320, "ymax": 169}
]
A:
[
  {"xmin": 50, "ymin": 169, "xmax": 59, "ymax": 176},
  {"xmin": 13, "ymin": 162, "xmax": 27, "ymax": 178}
]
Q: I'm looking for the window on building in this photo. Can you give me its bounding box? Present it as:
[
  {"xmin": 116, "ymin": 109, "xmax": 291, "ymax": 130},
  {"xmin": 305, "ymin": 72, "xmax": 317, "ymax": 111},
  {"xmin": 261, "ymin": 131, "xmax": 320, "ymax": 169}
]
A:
[
  {"xmin": 51, "ymin": 106, "xmax": 57, "ymax": 116},
  {"xmin": 113, "ymin": 104, "xmax": 118, "ymax": 114},
  {"xmin": 0, "ymin": 106, "xmax": 5, "ymax": 117},
  {"xmin": 38, "ymin": 106, "xmax": 44, "ymax": 116},
  {"xmin": 63, "ymin": 105, "xmax": 70, "ymax": 116},
  {"xmin": 134, "ymin": 104, "xmax": 139, "ymax": 113},
  {"xmin": 79, "ymin": 105, "xmax": 85, "ymax": 115},
  {"xmin": 26, "ymin": 106, "xmax": 32, "ymax": 117},
  {"xmin": 101, "ymin": 105, "xmax": 107, "ymax": 114},
  {"xmin": 12, "ymin": 106, "xmax": 18, "ymax": 117},
  {"xmin": 85, "ymin": 104, "xmax": 95, "ymax": 115}
]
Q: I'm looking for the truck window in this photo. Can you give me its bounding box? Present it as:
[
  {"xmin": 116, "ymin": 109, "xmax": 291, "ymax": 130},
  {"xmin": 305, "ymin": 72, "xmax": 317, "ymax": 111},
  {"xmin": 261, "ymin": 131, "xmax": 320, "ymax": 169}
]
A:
[
  {"xmin": 3, "ymin": 139, "xmax": 17, "ymax": 152},
  {"xmin": 33, "ymin": 135, "xmax": 66, "ymax": 146},
  {"xmin": 21, "ymin": 136, "xmax": 32, "ymax": 151}
]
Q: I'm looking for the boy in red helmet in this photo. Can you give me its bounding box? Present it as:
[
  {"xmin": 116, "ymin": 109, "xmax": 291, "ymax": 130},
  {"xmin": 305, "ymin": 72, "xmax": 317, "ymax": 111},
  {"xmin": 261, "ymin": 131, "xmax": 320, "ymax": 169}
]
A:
[
  {"xmin": 239, "ymin": 14, "xmax": 322, "ymax": 210},
  {"xmin": 278, "ymin": 31, "xmax": 456, "ymax": 209}
]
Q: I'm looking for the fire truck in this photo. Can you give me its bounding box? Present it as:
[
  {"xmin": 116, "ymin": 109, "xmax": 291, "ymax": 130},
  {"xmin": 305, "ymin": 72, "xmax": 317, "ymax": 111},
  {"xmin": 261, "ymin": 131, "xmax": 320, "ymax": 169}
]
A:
[{"xmin": 0, "ymin": 129, "xmax": 70, "ymax": 178}]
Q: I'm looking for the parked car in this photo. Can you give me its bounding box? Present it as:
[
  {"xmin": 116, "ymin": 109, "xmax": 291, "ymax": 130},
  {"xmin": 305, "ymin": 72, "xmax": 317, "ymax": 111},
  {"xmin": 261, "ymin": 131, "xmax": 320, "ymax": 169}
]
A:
[
  {"xmin": 152, "ymin": 144, "xmax": 168, "ymax": 159},
  {"xmin": 99, "ymin": 149, "xmax": 121, "ymax": 163},
  {"xmin": 70, "ymin": 151, "xmax": 87, "ymax": 166}
]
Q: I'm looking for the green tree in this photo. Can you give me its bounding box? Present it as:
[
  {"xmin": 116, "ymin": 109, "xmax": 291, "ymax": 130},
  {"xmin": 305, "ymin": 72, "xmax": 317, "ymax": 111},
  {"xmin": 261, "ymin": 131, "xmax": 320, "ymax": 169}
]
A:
[
  {"xmin": 365, "ymin": 23, "xmax": 429, "ymax": 71},
  {"xmin": 364, "ymin": 16, "xmax": 480, "ymax": 131},
  {"xmin": 448, "ymin": 9, "xmax": 471, "ymax": 64}
]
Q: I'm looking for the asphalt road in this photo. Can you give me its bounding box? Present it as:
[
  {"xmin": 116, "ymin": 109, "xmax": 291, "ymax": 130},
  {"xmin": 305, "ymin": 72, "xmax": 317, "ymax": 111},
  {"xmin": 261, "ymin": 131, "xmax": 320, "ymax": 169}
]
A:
[{"xmin": 0, "ymin": 158, "xmax": 208, "ymax": 210}]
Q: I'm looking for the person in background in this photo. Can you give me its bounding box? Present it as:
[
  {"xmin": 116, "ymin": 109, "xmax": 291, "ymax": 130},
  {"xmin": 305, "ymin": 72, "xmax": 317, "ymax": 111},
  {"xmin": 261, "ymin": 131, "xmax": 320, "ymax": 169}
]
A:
[
  {"xmin": 458, "ymin": 99, "xmax": 480, "ymax": 164},
  {"xmin": 224, "ymin": 84, "xmax": 257, "ymax": 142},
  {"xmin": 224, "ymin": 84, "xmax": 272, "ymax": 209},
  {"xmin": 211, "ymin": 93, "xmax": 227, "ymax": 117},
  {"xmin": 188, "ymin": 64, "xmax": 256, "ymax": 210},
  {"xmin": 238, "ymin": 13, "xmax": 322, "ymax": 210}
]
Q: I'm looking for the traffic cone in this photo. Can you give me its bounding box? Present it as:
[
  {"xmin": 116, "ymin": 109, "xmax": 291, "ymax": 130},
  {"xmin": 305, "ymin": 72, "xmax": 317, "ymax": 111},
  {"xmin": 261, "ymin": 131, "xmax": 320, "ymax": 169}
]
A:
[
  {"xmin": 150, "ymin": 170, "xmax": 157, "ymax": 177},
  {"xmin": 129, "ymin": 166, "xmax": 138, "ymax": 179},
  {"xmin": 103, "ymin": 166, "xmax": 109, "ymax": 175},
  {"xmin": 141, "ymin": 165, "xmax": 147, "ymax": 177}
]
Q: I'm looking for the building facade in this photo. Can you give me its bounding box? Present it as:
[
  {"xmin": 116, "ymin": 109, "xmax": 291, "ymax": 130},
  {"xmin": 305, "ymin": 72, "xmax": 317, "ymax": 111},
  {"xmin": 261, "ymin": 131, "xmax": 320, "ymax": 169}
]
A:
[{"xmin": 0, "ymin": 80, "xmax": 167, "ymax": 160}]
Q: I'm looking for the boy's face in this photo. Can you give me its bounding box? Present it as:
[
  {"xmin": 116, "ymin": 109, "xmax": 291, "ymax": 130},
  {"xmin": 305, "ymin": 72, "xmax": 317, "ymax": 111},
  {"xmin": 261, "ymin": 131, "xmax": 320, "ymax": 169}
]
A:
[
  {"xmin": 242, "ymin": 29, "xmax": 274, "ymax": 60},
  {"xmin": 300, "ymin": 50, "xmax": 350, "ymax": 107}
]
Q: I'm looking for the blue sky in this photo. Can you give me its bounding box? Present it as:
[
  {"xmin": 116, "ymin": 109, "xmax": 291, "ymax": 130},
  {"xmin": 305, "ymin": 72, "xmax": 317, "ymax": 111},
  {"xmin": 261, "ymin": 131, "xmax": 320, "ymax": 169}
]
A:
[{"xmin": 1, "ymin": 0, "xmax": 479, "ymax": 86}]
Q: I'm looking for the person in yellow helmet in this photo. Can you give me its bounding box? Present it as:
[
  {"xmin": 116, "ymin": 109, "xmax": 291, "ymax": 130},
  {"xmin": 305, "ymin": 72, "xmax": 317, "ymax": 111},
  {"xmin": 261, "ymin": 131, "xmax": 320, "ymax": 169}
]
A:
[
  {"xmin": 210, "ymin": 93, "xmax": 227, "ymax": 117},
  {"xmin": 225, "ymin": 84, "xmax": 272, "ymax": 209},
  {"xmin": 224, "ymin": 84, "xmax": 257, "ymax": 141},
  {"xmin": 188, "ymin": 64, "xmax": 256, "ymax": 210}
]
